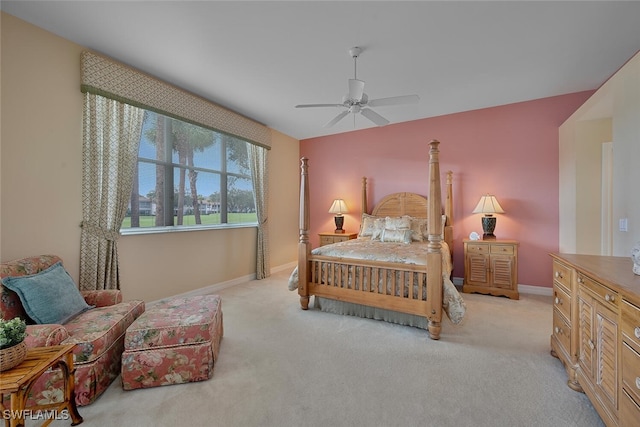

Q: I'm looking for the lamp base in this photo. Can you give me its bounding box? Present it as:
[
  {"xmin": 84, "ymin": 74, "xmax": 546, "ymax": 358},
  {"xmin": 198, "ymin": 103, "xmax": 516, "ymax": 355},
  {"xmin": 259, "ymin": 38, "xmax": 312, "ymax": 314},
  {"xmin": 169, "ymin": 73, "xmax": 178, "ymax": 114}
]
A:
[
  {"xmin": 334, "ymin": 215, "xmax": 345, "ymax": 234},
  {"xmin": 481, "ymin": 216, "xmax": 498, "ymax": 240}
]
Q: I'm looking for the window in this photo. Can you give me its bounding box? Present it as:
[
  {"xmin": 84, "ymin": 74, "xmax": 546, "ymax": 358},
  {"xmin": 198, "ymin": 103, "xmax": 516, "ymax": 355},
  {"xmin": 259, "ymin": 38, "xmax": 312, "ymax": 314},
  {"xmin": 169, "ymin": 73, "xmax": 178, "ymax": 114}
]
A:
[{"xmin": 123, "ymin": 110, "xmax": 256, "ymax": 230}]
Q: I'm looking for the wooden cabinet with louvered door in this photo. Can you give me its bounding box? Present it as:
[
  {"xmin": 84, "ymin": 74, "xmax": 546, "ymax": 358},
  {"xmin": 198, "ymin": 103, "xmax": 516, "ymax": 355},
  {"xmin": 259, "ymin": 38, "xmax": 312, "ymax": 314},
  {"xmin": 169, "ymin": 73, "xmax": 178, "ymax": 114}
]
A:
[
  {"xmin": 577, "ymin": 273, "xmax": 619, "ymax": 427},
  {"xmin": 549, "ymin": 253, "xmax": 640, "ymax": 427},
  {"xmin": 463, "ymin": 239, "xmax": 519, "ymax": 299}
]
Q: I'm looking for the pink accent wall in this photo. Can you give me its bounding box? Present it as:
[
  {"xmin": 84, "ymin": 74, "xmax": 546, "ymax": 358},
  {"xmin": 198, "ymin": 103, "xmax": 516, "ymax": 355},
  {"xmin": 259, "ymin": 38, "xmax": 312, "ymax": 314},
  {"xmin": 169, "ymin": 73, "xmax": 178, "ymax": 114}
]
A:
[{"xmin": 300, "ymin": 91, "xmax": 593, "ymax": 288}]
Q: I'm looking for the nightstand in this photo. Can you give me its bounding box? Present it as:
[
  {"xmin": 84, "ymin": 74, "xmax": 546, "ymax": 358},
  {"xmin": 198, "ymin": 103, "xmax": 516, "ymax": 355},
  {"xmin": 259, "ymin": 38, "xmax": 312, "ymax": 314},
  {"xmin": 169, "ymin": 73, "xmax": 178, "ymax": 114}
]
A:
[
  {"xmin": 462, "ymin": 239, "xmax": 519, "ymax": 299},
  {"xmin": 318, "ymin": 232, "xmax": 357, "ymax": 246}
]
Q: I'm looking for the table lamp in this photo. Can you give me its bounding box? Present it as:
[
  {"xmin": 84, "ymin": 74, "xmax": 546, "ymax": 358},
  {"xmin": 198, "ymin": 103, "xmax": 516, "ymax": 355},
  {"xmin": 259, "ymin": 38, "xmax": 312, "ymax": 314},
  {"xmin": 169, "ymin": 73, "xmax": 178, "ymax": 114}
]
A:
[
  {"xmin": 472, "ymin": 194, "xmax": 504, "ymax": 240},
  {"xmin": 328, "ymin": 199, "xmax": 348, "ymax": 233}
]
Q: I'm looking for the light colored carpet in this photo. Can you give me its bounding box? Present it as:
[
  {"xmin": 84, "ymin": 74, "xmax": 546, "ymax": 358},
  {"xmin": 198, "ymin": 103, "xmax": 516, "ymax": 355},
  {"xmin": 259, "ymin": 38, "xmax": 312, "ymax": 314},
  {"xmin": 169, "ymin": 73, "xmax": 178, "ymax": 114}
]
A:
[{"xmin": 51, "ymin": 270, "xmax": 604, "ymax": 427}]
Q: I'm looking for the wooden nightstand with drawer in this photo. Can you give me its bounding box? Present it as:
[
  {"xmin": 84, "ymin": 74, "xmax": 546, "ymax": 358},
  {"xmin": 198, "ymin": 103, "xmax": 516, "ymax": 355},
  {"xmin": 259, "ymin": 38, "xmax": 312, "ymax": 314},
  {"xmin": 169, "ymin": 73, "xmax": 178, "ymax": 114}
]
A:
[
  {"xmin": 462, "ymin": 239, "xmax": 519, "ymax": 299},
  {"xmin": 318, "ymin": 232, "xmax": 357, "ymax": 247}
]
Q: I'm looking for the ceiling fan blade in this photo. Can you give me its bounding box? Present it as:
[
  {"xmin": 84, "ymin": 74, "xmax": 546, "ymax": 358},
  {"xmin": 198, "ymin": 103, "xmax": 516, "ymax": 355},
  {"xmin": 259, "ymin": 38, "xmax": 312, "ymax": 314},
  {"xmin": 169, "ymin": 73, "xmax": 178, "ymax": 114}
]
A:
[
  {"xmin": 324, "ymin": 110, "xmax": 349, "ymax": 128},
  {"xmin": 360, "ymin": 108, "xmax": 389, "ymax": 126},
  {"xmin": 295, "ymin": 103, "xmax": 344, "ymax": 108},
  {"xmin": 348, "ymin": 79, "xmax": 365, "ymax": 101},
  {"xmin": 367, "ymin": 94, "xmax": 420, "ymax": 108}
]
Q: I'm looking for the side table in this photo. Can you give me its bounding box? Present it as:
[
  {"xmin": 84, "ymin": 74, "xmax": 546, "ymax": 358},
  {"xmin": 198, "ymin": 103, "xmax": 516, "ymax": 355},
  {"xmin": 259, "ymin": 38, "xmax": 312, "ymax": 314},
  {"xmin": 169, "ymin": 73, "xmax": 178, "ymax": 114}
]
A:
[{"xmin": 0, "ymin": 344, "xmax": 83, "ymax": 427}]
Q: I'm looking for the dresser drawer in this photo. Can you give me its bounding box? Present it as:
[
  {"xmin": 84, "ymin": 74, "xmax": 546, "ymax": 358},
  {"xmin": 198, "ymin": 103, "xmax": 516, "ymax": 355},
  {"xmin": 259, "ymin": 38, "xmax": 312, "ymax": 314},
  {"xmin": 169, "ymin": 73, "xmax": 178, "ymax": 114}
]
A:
[
  {"xmin": 552, "ymin": 311, "xmax": 571, "ymax": 355},
  {"xmin": 320, "ymin": 236, "xmax": 335, "ymax": 246},
  {"xmin": 490, "ymin": 244, "xmax": 514, "ymax": 255},
  {"xmin": 553, "ymin": 284, "xmax": 571, "ymax": 322},
  {"xmin": 622, "ymin": 299, "xmax": 640, "ymax": 352},
  {"xmin": 466, "ymin": 243, "xmax": 489, "ymax": 254},
  {"xmin": 577, "ymin": 273, "xmax": 619, "ymax": 311},
  {"xmin": 621, "ymin": 387, "xmax": 640, "ymax": 422},
  {"xmin": 622, "ymin": 342, "xmax": 640, "ymax": 405},
  {"xmin": 552, "ymin": 260, "xmax": 572, "ymax": 291}
]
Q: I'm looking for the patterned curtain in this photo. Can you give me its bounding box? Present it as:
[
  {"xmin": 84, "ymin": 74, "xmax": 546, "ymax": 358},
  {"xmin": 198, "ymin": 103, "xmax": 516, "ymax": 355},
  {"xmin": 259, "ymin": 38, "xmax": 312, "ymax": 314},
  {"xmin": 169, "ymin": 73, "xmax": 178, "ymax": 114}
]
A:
[
  {"xmin": 79, "ymin": 93, "xmax": 144, "ymax": 290},
  {"xmin": 249, "ymin": 144, "xmax": 270, "ymax": 279}
]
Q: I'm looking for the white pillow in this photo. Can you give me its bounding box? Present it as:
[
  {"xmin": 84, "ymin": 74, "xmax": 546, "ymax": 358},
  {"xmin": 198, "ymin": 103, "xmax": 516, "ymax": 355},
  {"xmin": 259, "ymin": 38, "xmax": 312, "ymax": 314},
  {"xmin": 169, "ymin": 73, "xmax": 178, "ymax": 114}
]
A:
[
  {"xmin": 381, "ymin": 228, "xmax": 412, "ymax": 244},
  {"xmin": 405, "ymin": 216, "xmax": 427, "ymax": 242},
  {"xmin": 358, "ymin": 214, "xmax": 377, "ymax": 238},
  {"xmin": 358, "ymin": 214, "xmax": 386, "ymax": 240},
  {"xmin": 371, "ymin": 218, "xmax": 386, "ymax": 240},
  {"xmin": 385, "ymin": 216, "xmax": 411, "ymax": 230}
]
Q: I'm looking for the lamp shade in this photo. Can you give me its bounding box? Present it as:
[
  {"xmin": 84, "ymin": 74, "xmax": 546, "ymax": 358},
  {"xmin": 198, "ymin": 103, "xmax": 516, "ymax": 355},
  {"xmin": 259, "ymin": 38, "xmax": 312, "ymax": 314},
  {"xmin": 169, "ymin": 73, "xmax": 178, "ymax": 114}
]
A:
[
  {"xmin": 472, "ymin": 195, "xmax": 505, "ymax": 215},
  {"xmin": 328, "ymin": 199, "xmax": 349, "ymax": 215}
]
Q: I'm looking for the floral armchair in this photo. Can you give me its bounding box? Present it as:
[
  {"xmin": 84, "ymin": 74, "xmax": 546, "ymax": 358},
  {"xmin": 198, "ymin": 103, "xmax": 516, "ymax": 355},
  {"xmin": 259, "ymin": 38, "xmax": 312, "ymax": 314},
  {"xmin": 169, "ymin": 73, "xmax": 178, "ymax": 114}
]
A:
[{"xmin": 0, "ymin": 255, "xmax": 145, "ymax": 406}]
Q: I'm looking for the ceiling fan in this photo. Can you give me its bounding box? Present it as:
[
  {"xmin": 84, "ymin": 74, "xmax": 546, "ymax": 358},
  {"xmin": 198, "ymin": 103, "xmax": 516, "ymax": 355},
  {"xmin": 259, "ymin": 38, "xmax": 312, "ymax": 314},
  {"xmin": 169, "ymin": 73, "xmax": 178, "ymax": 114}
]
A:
[{"xmin": 295, "ymin": 47, "xmax": 420, "ymax": 128}]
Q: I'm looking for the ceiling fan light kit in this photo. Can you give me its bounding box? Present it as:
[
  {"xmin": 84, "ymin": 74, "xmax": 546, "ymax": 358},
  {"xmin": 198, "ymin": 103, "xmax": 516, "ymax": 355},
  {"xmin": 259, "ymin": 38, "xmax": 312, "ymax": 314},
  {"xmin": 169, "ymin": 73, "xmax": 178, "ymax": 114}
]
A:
[{"xmin": 295, "ymin": 46, "xmax": 419, "ymax": 128}]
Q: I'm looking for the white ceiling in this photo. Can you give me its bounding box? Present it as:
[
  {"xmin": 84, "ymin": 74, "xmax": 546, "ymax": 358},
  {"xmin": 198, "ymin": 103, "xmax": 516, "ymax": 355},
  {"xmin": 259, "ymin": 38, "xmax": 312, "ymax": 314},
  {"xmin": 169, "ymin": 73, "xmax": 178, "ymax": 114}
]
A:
[{"xmin": 3, "ymin": 1, "xmax": 640, "ymax": 140}]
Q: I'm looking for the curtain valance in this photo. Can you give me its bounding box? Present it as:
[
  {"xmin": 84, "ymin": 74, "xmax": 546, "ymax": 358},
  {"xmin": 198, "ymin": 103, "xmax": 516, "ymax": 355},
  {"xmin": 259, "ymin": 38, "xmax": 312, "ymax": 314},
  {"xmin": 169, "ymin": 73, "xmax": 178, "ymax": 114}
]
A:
[{"xmin": 80, "ymin": 50, "xmax": 271, "ymax": 149}]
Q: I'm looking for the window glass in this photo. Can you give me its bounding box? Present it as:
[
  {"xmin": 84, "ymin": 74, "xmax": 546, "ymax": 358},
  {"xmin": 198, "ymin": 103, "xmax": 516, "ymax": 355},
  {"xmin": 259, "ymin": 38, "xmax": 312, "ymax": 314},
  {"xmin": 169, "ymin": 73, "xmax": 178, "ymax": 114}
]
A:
[{"xmin": 123, "ymin": 110, "xmax": 256, "ymax": 230}]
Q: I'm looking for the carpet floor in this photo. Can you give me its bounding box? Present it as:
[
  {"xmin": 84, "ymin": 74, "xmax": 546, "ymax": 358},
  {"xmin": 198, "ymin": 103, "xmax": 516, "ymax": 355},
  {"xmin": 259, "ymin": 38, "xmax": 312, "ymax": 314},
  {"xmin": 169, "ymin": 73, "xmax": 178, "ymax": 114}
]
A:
[{"xmin": 49, "ymin": 270, "xmax": 604, "ymax": 427}]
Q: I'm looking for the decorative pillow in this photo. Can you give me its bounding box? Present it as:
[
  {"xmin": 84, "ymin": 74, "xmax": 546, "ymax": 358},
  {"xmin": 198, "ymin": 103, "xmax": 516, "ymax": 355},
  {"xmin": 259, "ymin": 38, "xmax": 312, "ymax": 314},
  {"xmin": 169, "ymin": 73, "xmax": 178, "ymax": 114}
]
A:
[
  {"xmin": 385, "ymin": 216, "xmax": 411, "ymax": 231},
  {"xmin": 371, "ymin": 218, "xmax": 386, "ymax": 240},
  {"xmin": 405, "ymin": 216, "xmax": 428, "ymax": 242},
  {"xmin": 358, "ymin": 214, "xmax": 378, "ymax": 238},
  {"xmin": 1, "ymin": 262, "xmax": 93, "ymax": 324},
  {"xmin": 381, "ymin": 228, "xmax": 412, "ymax": 244}
]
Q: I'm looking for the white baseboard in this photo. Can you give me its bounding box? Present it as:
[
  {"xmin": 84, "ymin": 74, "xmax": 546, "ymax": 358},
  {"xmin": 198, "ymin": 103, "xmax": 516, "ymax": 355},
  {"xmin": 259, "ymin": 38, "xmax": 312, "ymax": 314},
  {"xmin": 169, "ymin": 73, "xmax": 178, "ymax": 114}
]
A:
[
  {"xmin": 518, "ymin": 284, "xmax": 553, "ymax": 296},
  {"xmin": 271, "ymin": 260, "xmax": 297, "ymax": 274},
  {"xmin": 452, "ymin": 276, "xmax": 552, "ymax": 296},
  {"xmin": 148, "ymin": 260, "xmax": 297, "ymax": 305}
]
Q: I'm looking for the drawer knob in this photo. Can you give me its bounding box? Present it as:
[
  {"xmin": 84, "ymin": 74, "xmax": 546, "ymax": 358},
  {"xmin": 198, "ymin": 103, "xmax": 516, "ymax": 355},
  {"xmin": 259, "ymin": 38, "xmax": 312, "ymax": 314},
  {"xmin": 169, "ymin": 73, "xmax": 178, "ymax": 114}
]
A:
[
  {"xmin": 555, "ymin": 297, "xmax": 560, "ymax": 305},
  {"xmin": 605, "ymin": 294, "xmax": 615, "ymax": 303},
  {"xmin": 588, "ymin": 340, "xmax": 595, "ymax": 350},
  {"xmin": 577, "ymin": 277, "xmax": 583, "ymax": 284},
  {"xmin": 635, "ymin": 327, "xmax": 640, "ymax": 339},
  {"xmin": 554, "ymin": 326, "xmax": 561, "ymax": 335},
  {"xmin": 636, "ymin": 377, "xmax": 640, "ymax": 390},
  {"xmin": 555, "ymin": 272, "xmax": 562, "ymax": 279}
]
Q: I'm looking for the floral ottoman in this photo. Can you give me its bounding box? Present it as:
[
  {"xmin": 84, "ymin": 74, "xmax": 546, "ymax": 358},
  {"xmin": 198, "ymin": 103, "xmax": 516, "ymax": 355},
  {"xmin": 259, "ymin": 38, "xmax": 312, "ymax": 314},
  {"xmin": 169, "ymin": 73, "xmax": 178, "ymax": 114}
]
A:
[{"xmin": 121, "ymin": 295, "xmax": 223, "ymax": 390}]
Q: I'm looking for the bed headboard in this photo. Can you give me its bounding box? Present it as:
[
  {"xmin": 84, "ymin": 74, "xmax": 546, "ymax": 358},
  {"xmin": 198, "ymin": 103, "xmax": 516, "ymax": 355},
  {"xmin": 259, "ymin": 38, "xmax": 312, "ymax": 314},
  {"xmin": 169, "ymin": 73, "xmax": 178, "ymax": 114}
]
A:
[
  {"xmin": 371, "ymin": 192, "xmax": 428, "ymax": 218},
  {"xmin": 361, "ymin": 172, "xmax": 454, "ymax": 257}
]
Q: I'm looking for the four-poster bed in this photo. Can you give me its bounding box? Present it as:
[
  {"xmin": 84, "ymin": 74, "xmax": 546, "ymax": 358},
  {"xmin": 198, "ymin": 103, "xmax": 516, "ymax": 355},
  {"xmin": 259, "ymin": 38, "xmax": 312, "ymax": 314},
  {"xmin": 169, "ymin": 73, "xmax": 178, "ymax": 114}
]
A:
[{"xmin": 289, "ymin": 139, "xmax": 465, "ymax": 340}]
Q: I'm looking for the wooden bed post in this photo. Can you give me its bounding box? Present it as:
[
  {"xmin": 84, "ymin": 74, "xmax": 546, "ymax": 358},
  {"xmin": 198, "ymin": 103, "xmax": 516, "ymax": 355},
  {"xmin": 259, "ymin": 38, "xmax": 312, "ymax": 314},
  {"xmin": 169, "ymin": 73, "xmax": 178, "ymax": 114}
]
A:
[
  {"xmin": 298, "ymin": 157, "xmax": 311, "ymax": 310},
  {"xmin": 426, "ymin": 140, "xmax": 443, "ymax": 340},
  {"xmin": 444, "ymin": 171, "xmax": 454, "ymax": 260},
  {"xmin": 445, "ymin": 171, "xmax": 453, "ymax": 226},
  {"xmin": 361, "ymin": 177, "xmax": 368, "ymax": 216}
]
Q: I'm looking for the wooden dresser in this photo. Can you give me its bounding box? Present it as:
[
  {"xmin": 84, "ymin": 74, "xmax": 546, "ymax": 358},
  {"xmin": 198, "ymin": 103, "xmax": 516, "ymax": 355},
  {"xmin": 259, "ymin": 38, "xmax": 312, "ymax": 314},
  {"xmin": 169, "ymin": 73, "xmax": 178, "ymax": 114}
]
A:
[{"xmin": 550, "ymin": 253, "xmax": 640, "ymax": 426}]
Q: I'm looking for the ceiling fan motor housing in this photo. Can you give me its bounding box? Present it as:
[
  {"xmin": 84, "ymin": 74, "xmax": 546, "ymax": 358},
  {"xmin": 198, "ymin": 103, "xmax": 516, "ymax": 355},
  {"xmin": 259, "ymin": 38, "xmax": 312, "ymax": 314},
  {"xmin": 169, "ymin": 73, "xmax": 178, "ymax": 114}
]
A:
[{"xmin": 343, "ymin": 93, "xmax": 368, "ymax": 106}]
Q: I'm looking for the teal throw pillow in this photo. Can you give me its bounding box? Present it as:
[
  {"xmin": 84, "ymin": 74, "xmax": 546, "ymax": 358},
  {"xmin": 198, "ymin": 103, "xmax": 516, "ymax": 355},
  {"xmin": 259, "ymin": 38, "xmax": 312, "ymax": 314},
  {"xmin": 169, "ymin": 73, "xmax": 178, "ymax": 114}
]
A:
[{"xmin": 1, "ymin": 262, "xmax": 93, "ymax": 324}]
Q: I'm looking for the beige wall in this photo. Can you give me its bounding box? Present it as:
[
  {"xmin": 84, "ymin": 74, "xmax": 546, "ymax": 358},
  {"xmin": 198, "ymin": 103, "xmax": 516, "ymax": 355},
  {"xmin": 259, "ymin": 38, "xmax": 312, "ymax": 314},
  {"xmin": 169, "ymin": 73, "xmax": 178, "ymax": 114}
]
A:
[
  {"xmin": 1, "ymin": 13, "xmax": 300, "ymax": 301},
  {"xmin": 559, "ymin": 50, "xmax": 640, "ymax": 256}
]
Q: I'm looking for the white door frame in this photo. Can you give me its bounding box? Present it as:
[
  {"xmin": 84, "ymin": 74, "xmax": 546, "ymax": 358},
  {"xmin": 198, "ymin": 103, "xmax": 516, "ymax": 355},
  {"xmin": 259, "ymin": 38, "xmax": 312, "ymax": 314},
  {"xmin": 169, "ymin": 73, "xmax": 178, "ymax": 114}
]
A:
[{"xmin": 601, "ymin": 141, "xmax": 613, "ymax": 255}]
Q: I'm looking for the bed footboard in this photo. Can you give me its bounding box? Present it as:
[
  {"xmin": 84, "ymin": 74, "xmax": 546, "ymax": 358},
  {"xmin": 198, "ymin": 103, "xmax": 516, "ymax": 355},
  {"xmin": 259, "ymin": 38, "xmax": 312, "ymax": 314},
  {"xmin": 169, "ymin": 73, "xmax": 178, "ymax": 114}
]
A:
[{"xmin": 308, "ymin": 254, "xmax": 441, "ymax": 338}]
